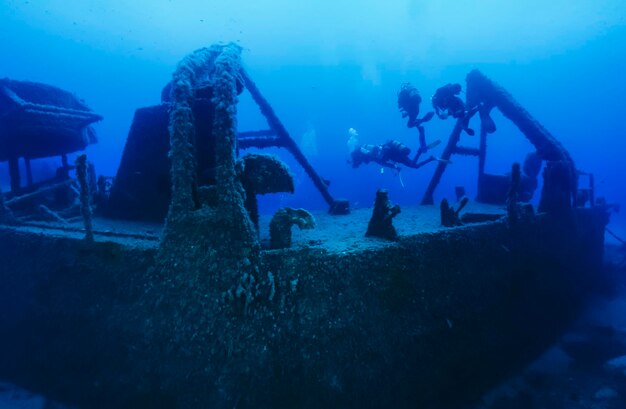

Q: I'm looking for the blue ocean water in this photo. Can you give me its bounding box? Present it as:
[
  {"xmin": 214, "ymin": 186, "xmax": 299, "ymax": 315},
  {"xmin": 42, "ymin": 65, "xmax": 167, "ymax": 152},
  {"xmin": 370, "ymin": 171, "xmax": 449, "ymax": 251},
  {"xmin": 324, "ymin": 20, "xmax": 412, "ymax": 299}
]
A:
[
  {"xmin": 1, "ymin": 0, "xmax": 624, "ymax": 232},
  {"xmin": 1, "ymin": 1, "xmax": 626, "ymax": 407}
]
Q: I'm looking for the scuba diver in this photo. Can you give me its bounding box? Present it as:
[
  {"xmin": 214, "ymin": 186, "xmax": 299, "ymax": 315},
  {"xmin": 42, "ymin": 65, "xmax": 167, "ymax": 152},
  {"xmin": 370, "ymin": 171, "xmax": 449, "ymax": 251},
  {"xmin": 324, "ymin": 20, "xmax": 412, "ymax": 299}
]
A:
[
  {"xmin": 350, "ymin": 140, "xmax": 448, "ymax": 171},
  {"xmin": 397, "ymin": 83, "xmax": 439, "ymax": 162},
  {"xmin": 431, "ymin": 83, "xmax": 479, "ymax": 136}
]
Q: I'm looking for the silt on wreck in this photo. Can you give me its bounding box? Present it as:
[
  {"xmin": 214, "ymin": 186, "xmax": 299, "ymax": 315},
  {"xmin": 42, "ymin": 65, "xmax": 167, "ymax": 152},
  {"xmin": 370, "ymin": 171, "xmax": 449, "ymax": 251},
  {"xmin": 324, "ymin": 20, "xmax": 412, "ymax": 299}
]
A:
[{"xmin": 0, "ymin": 43, "xmax": 611, "ymax": 408}]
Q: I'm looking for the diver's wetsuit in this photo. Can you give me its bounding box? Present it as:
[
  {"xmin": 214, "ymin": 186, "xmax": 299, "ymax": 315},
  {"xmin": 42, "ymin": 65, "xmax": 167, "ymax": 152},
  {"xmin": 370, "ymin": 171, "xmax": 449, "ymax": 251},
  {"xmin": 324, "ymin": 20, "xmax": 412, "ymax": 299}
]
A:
[
  {"xmin": 351, "ymin": 140, "xmax": 439, "ymax": 170},
  {"xmin": 397, "ymin": 83, "xmax": 437, "ymax": 159},
  {"xmin": 432, "ymin": 83, "xmax": 466, "ymax": 119},
  {"xmin": 432, "ymin": 83, "xmax": 477, "ymax": 135}
]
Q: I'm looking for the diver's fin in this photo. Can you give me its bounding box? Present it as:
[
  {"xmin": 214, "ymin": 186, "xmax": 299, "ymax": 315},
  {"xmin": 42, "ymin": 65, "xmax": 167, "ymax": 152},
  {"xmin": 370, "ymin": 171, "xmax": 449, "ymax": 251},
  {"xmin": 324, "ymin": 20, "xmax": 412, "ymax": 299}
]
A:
[
  {"xmin": 426, "ymin": 139, "xmax": 441, "ymax": 150},
  {"xmin": 422, "ymin": 111, "xmax": 435, "ymax": 123},
  {"xmin": 433, "ymin": 156, "xmax": 452, "ymax": 164}
]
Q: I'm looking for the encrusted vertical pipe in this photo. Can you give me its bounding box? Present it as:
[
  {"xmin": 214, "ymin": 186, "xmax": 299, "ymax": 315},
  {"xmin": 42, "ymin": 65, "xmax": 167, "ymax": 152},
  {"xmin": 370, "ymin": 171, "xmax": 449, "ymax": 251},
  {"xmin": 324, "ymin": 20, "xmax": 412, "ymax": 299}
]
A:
[
  {"xmin": 25, "ymin": 158, "xmax": 33, "ymax": 186},
  {"xmin": 168, "ymin": 62, "xmax": 200, "ymax": 216},
  {"xmin": 210, "ymin": 43, "xmax": 260, "ymax": 249},
  {"xmin": 476, "ymin": 114, "xmax": 489, "ymax": 201},
  {"xmin": 421, "ymin": 118, "xmax": 464, "ymax": 205},
  {"xmin": 160, "ymin": 43, "xmax": 258, "ymax": 258},
  {"xmin": 212, "ymin": 44, "xmax": 242, "ymax": 199},
  {"xmin": 76, "ymin": 154, "xmax": 94, "ymax": 242},
  {"xmin": 507, "ymin": 162, "xmax": 520, "ymax": 225},
  {"xmin": 165, "ymin": 43, "xmax": 251, "ymax": 220},
  {"xmin": 87, "ymin": 162, "xmax": 98, "ymax": 199},
  {"xmin": 589, "ymin": 173, "xmax": 595, "ymax": 207},
  {"xmin": 0, "ymin": 182, "xmax": 14, "ymax": 223},
  {"xmin": 8, "ymin": 157, "xmax": 20, "ymax": 193},
  {"xmin": 538, "ymin": 160, "xmax": 574, "ymax": 215}
]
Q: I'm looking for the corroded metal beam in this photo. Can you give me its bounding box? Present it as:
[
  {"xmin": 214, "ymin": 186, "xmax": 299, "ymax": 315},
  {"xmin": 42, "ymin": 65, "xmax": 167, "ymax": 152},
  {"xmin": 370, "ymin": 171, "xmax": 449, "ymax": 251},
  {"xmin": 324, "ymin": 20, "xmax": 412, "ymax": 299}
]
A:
[
  {"xmin": 466, "ymin": 70, "xmax": 577, "ymax": 210},
  {"xmin": 421, "ymin": 118, "xmax": 464, "ymax": 205},
  {"xmin": 421, "ymin": 70, "xmax": 577, "ymax": 210},
  {"xmin": 240, "ymin": 68, "xmax": 342, "ymax": 212}
]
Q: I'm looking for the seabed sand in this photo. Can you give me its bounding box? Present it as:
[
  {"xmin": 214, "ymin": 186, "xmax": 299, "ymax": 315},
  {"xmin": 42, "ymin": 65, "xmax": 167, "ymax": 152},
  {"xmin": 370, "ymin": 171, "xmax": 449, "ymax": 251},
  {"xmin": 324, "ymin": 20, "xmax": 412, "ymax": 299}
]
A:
[
  {"xmin": 465, "ymin": 244, "xmax": 626, "ymax": 409},
  {"xmin": 0, "ymin": 381, "xmax": 69, "ymax": 409}
]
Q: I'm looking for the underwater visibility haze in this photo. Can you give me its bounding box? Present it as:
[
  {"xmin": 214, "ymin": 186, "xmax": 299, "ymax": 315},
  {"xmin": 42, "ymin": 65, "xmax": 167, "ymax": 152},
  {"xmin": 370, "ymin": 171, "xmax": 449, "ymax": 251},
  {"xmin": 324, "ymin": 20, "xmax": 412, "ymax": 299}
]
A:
[
  {"xmin": 1, "ymin": 0, "xmax": 625, "ymax": 222},
  {"xmin": 1, "ymin": 0, "xmax": 626, "ymax": 408}
]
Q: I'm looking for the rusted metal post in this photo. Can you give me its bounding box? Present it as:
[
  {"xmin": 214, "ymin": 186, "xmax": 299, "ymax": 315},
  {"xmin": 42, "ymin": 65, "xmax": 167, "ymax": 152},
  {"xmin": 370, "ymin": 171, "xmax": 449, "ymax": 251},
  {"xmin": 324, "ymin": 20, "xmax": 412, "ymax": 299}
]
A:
[
  {"xmin": 507, "ymin": 163, "xmax": 520, "ymax": 224},
  {"xmin": 466, "ymin": 69, "xmax": 577, "ymax": 209},
  {"xmin": 240, "ymin": 68, "xmax": 341, "ymax": 212},
  {"xmin": 589, "ymin": 173, "xmax": 595, "ymax": 206},
  {"xmin": 76, "ymin": 154, "xmax": 94, "ymax": 242},
  {"xmin": 477, "ymin": 116, "xmax": 488, "ymax": 200},
  {"xmin": 8, "ymin": 157, "xmax": 20, "ymax": 192},
  {"xmin": 24, "ymin": 158, "xmax": 33, "ymax": 186},
  {"xmin": 0, "ymin": 182, "xmax": 14, "ymax": 223},
  {"xmin": 421, "ymin": 118, "xmax": 464, "ymax": 205}
]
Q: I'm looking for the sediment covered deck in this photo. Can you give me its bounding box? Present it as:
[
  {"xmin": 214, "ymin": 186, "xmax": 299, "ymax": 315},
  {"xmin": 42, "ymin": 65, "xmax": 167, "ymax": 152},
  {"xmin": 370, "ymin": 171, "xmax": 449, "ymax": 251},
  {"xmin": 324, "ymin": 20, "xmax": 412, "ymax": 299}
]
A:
[
  {"xmin": 0, "ymin": 43, "xmax": 611, "ymax": 409},
  {"xmin": 0, "ymin": 202, "xmax": 505, "ymax": 252},
  {"xmin": 0, "ymin": 204, "xmax": 608, "ymax": 409}
]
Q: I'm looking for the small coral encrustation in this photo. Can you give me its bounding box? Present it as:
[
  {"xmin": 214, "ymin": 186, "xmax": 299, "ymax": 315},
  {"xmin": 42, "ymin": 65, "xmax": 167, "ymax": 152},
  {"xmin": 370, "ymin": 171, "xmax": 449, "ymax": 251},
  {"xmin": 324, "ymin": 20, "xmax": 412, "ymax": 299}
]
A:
[
  {"xmin": 440, "ymin": 196, "xmax": 469, "ymax": 227},
  {"xmin": 269, "ymin": 207, "xmax": 315, "ymax": 249},
  {"xmin": 366, "ymin": 189, "xmax": 401, "ymax": 241}
]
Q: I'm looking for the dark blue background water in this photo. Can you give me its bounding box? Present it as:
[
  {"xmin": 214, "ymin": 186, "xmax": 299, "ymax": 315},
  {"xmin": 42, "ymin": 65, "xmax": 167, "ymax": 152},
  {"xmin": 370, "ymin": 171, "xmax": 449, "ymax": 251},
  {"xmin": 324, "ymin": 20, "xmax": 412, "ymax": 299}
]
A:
[{"xmin": 1, "ymin": 0, "xmax": 624, "ymax": 237}]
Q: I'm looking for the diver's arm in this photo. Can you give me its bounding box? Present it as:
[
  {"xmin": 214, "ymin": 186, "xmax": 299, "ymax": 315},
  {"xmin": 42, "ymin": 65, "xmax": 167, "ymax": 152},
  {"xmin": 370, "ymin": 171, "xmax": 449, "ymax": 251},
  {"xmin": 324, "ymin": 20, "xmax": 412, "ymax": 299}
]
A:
[
  {"xmin": 418, "ymin": 111, "xmax": 435, "ymax": 124},
  {"xmin": 434, "ymin": 105, "xmax": 448, "ymax": 119}
]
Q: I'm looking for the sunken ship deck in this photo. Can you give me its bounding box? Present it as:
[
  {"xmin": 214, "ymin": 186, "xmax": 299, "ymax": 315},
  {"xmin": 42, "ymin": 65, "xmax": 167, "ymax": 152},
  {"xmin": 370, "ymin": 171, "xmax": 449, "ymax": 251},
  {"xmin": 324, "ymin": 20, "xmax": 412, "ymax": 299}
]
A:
[
  {"xmin": 0, "ymin": 203, "xmax": 608, "ymax": 409},
  {"xmin": 1, "ymin": 202, "xmax": 505, "ymax": 251},
  {"xmin": 0, "ymin": 43, "xmax": 611, "ymax": 408}
]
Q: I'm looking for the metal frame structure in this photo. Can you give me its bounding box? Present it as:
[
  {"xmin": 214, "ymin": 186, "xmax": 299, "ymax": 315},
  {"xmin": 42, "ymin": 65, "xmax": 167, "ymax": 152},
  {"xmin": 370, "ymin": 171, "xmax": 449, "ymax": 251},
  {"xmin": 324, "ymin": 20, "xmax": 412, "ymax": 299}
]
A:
[
  {"xmin": 237, "ymin": 69, "xmax": 348, "ymax": 214},
  {"xmin": 420, "ymin": 70, "xmax": 577, "ymax": 208}
]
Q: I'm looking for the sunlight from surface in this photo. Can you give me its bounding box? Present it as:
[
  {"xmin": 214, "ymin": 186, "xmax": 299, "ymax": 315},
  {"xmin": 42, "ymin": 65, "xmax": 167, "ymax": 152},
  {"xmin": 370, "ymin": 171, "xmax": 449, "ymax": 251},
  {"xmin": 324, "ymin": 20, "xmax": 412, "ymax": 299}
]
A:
[
  {"xmin": 2, "ymin": 0, "xmax": 625, "ymax": 66},
  {"xmin": 1, "ymin": 0, "xmax": 625, "ymax": 224}
]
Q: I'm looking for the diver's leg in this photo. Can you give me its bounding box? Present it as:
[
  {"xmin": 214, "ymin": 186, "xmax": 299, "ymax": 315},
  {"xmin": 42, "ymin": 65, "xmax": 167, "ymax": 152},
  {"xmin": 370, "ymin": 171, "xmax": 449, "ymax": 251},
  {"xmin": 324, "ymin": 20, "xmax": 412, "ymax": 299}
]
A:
[
  {"xmin": 411, "ymin": 151, "xmax": 423, "ymax": 166},
  {"xmin": 411, "ymin": 127, "xmax": 427, "ymax": 164},
  {"xmin": 462, "ymin": 112, "xmax": 475, "ymax": 136},
  {"xmin": 400, "ymin": 155, "xmax": 416, "ymax": 168},
  {"xmin": 419, "ymin": 126, "xmax": 427, "ymax": 152},
  {"xmin": 413, "ymin": 129, "xmax": 442, "ymax": 165},
  {"xmin": 409, "ymin": 156, "xmax": 436, "ymax": 169},
  {"xmin": 463, "ymin": 105, "xmax": 481, "ymax": 135}
]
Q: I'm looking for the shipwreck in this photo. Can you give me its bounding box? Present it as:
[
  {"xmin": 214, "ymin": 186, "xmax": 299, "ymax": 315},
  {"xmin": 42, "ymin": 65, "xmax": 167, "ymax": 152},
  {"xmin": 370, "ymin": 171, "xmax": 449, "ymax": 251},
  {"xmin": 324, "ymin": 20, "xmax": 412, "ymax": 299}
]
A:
[{"xmin": 0, "ymin": 43, "xmax": 611, "ymax": 408}]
